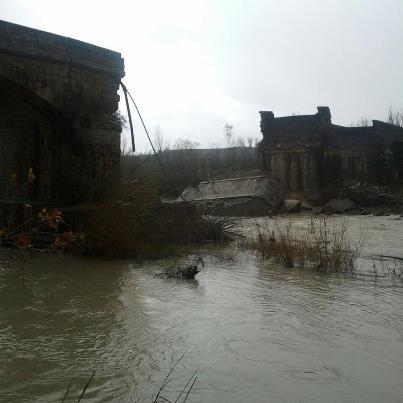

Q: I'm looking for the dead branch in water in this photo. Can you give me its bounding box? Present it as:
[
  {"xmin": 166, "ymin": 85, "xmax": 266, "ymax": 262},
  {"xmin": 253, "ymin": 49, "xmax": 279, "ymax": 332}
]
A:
[
  {"xmin": 153, "ymin": 355, "xmax": 184, "ymax": 402},
  {"xmin": 155, "ymin": 256, "xmax": 205, "ymax": 279},
  {"xmin": 183, "ymin": 376, "xmax": 197, "ymax": 403},
  {"xmin": 371, "ymin": 254, "xmax": 403, "ymax": 262},
  {"xmin": 77, "ymin": 370, "xmax": 95, "ymax": 402},
  {"xmin": 153, "ymin": 355, "xmax": 198, "ymax": 403},
  {"xmin": 174, "ymin": 370, "xmax": 198, "ymax": 403},
  {"xmin": 61, "ymin": 379, "xmax": 72, "ymax": 402}
]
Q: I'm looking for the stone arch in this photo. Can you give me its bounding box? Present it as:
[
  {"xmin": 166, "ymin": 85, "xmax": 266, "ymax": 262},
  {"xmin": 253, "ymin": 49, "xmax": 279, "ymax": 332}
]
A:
[
  {"xmin": 0, "ymin": 57, "xmax": 60, "ymax": 111},
  {"xmin": 0, "ymin": 75, "xmax": 79, "ymax": 204},
  {"xmin": 0, "ymin": 20, "xmax": 125, "ymax": 206}
]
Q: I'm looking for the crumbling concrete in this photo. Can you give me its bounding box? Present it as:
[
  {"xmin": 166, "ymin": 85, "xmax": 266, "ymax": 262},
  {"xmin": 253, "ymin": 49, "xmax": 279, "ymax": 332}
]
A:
[{"xmin": 179, "ymin": 176, "xmax": 285, "ymax": 216}]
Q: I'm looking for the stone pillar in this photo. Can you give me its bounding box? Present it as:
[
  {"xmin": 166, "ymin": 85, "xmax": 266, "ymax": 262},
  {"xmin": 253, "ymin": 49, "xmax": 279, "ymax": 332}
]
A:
[
  {"xmin": 317, "ymin": 106, "xmax": 332, "ymax": 127},
  {"xmin": 259, "ymin": 111, "xmax": 275, "ymax": 140},
  {"xmin": 77, "ymin": 125, "xmax": 121, "ymax": 201}
]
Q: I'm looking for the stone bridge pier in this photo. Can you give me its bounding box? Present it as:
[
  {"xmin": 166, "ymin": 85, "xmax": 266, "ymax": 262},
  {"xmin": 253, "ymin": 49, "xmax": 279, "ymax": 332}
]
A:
[{"xmin": 0, "ymin": 20, "xmax": 125, "ymax": 205}]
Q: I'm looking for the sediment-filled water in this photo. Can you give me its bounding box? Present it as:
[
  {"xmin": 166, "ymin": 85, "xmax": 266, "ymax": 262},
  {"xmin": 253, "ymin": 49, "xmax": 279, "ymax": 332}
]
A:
[{"xmin": 1, "ymin": 215, "xmax": 402, "ymax": 402}]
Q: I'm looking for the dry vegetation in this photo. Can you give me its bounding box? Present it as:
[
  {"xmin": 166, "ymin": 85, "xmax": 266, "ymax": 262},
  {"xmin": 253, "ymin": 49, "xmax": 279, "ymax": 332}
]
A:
[
  {"xmin": 0, "ymin": 204, "xmax": 84, "ymax": 253},
  {"xmin": 246, "ymin": 217, "xmax": 364, "ymax": 272},
  {"xmin": 370, "ymin": 257, "xmax": 403, "ymax": 284},
  {"xmin": 0, "ymin": 179, "xmax": 235, "ymax": 259},
  {"xmin": 81, "ymin": 181, "xmax": 236, "ymax": 258}
]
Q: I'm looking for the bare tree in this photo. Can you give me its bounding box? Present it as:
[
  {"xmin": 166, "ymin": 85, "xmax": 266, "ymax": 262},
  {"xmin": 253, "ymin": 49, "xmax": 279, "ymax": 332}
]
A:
[
  {"xmin": 223, "ymin": 123, "xmax": 234, "ymax": 147},
  {"xmin": 154, "ymin": 126, "xmax": 169, "ymax": 153},
  {"xmin": 246, "ymin": 137, "xmax": 255, "ymax": 147},
  {"xmin": 387, "ymin": 107, "xmax": 403, "ymax": 127},
  {"xmin": 120, "ymin": 133, "xmax": 130, "ymax": 155},
  {"xmin": 351, "ymin": 117, "xmax": 370, "ymax": 127},
  {"xmin": 174, "ymin": 138, "xmax": 199, "ymax": 150},
  {"xmin": 236, "ymin": 137, "xmax": 246, "ymax": 147}
]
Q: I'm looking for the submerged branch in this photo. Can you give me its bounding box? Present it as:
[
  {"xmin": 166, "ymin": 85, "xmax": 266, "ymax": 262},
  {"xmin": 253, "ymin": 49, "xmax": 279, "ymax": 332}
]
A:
[
  {"xmin": 77, "ymin": 370, "xmax": 95, "ymax": 402},
  {"xmin": 61, "ymin": 380, "xmax": 72, "ymax": 403},
  {"xmin": 153, "ymin": 355, "xmax": 184, "ymax": 402}
]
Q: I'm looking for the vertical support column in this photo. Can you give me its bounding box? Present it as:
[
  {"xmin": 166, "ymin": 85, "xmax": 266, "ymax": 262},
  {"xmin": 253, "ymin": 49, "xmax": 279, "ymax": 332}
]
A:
[{"xmin": 77, "ymin": 127, "xmax": 121, "ymax": 201}]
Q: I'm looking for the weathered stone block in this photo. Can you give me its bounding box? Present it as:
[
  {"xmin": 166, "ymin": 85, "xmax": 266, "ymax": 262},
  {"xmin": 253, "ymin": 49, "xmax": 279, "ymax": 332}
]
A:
[{"xmin": 0, "ymin": 20, "xmax": 125, "ymax": 205}]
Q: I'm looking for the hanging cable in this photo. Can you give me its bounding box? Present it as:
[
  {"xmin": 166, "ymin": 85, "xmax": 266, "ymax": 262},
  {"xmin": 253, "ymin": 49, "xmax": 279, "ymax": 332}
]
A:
[
  {"xmin": 118, "ymin": 81, "xmax": 238, "ymax": 238},
  {"xmin": 119, "ymin": 81, "xmax": 186, "ymax": 200},
  {"xmin": 120, "ymin": 81, "xmax": 135, "ymax": 152}
]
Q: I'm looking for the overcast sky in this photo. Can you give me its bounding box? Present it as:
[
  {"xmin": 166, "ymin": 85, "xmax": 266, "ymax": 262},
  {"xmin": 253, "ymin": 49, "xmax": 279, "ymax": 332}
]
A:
[{"xmin": 2, "ymin": 0, "xmax": 403, "ymax": 150}]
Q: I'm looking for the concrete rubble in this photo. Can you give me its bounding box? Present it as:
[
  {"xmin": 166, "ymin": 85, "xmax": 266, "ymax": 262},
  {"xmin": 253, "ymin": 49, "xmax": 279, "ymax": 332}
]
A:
[
  {"xmin": 179, "ymin": 176, "xmax": 285, "ymax": 216},
  {"xmin": 342, "ymin": 184, "xmax": 395, "ymax": 207}
]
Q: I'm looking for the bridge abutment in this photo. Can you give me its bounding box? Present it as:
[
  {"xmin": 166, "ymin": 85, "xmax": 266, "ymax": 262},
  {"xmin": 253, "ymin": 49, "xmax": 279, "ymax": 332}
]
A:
[{"xmin": 0, "ymin": 20, "xmax": 125, "ymax": 205}]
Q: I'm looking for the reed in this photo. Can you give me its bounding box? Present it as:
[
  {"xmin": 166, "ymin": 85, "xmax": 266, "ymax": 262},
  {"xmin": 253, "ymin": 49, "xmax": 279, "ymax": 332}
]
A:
[{"xmin": 247, "ymin": 217, "xmax": 363, "ymax": 272}]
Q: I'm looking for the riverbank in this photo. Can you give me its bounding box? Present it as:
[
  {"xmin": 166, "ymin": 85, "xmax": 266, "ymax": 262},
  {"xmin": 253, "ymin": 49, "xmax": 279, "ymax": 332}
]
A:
[{"xmin": 0, "ymin": 195, "xmax": 236, "ymax": 259}]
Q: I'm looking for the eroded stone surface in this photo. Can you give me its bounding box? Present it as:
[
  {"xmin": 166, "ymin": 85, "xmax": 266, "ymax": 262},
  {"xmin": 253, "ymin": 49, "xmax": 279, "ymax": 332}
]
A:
[{"xmin": 0, "ymin": 20, "xmax": 124, "ymax": 205}]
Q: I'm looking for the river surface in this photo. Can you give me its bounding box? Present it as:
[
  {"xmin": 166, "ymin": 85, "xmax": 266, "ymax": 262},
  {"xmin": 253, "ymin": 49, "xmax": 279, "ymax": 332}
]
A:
[{"xmin": 0, "ymin": 215, "xmax": 403, "ymax": 402}]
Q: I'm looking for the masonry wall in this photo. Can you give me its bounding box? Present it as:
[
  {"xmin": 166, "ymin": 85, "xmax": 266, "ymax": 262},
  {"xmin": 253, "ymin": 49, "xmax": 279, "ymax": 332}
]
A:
[
  {"xmin": 263, "ymin": 148, "xmax": 319, "ymax": 192},
  {"xmin": 0, "ymin": 20, "xmax": 125, "ymax": 205},
  {"xmin": 259, "ymin": 107, "xmax": 403, "ymax": 202}
]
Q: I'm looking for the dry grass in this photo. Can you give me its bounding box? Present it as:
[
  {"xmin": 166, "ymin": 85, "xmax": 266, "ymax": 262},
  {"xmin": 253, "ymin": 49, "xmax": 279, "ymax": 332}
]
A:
[
  {"xmin": 369, "ymin": 257, "xmax": 403, "ymax": 284},
  {"xmin": 246, "ymin": 217, "xmax": 364, "ymax": 273}
]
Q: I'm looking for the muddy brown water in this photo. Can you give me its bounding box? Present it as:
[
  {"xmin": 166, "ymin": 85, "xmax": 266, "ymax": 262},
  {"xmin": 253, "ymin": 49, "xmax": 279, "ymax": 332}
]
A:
[{"xmin": 0, "ymin": 215, "xmax": 403, "ymax": 402}]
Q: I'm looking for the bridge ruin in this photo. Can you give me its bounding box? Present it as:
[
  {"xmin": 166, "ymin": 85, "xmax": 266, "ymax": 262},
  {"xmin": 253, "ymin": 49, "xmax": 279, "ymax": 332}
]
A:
[
  {"xmin": 0, "ymin": 20, "xmax": 125, "ymax": 206},
  {"xmin": 259, "ymin": 106, "xmax": 403, "ymax": 204}
]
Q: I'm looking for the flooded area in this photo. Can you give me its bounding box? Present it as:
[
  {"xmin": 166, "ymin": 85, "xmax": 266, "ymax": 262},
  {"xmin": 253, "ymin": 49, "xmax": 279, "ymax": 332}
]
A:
[{"xmin": 1, "ymin": 215, "xmax": 403, "ymax": 402}]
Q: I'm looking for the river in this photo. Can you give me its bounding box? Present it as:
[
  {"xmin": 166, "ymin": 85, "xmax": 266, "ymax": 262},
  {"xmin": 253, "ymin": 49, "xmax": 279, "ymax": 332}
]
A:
[{"xmin": 0, "ymin": 215, "xmax": 402, "ymax": 402}]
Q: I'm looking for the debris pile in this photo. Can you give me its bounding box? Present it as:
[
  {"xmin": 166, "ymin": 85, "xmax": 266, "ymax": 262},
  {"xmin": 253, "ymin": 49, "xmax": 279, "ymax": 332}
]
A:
[{"xmin": 342, "ymin": 183, "xmax": 395, "ymax": 207}]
